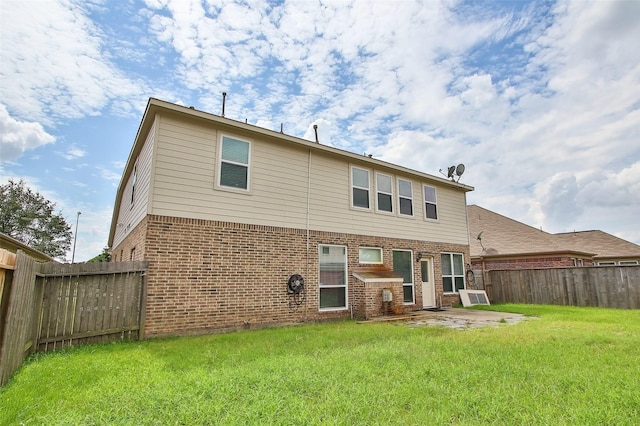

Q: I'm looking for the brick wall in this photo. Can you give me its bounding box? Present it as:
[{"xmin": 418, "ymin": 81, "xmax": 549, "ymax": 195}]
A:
[
  {"xmin": 113, "ymin": 214, "xmax": 470, "ymax": 337},
  {"xmin": 112, "ymin": 216, "xmax": 147, "ymax": 262},
  {"xmin": 471, "ymin": 256, "xmax": 578, "ymax": 271}
]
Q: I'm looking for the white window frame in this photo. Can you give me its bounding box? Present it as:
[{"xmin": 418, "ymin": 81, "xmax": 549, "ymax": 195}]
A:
[
  {"xmin": 619, "ymin": 261, "xmax": 639, "ymax": 265},
  {"xmin": 216, "ymin": 134, "xmax": 252, "ymax": 192},
  {"xmin": 350, "ymin": 166, "xmax": 371, "ymax": 210},
  {"xmin": 442, "ymin": 252, "xmax": 465, "ymax": 294},
  {"xmin": 318, "ymin": 244, "xmax": 348, "ymax": 311},
  {"xmin": 375, "ymin": 172, "xmax": 394, "ymax": 214},
  {"xmin": 423, "ymin": 184, "xmax": 438, "ymax": 220},
  {"xmin": 359, "ymin": 247, "xmax": 383, "ymax": 264},
  {"xmin": 597, "ymin": 261, "xmax": 616, "ymax": 266},
  {"xmin": 130, "ymin": 163, "xmax": 137, "ymax": 207},
  {"xmin": 393, "ymin": 249, "xmax": 414, "ymax": 304},
  {"xmin": 397, "ymin": 178, "xmax": 414, "ymax": 217}
]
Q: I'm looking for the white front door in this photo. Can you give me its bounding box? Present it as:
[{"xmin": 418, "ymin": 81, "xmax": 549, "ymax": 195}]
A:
[{"xmin": 421, "ymin": 259, "xmax": 436, "ymax": 308}]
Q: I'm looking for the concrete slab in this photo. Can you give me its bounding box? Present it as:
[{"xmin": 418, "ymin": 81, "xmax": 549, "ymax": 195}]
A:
[{"xmin": 360, "ymin": 308, "xmax": 529, "ymax": 329}]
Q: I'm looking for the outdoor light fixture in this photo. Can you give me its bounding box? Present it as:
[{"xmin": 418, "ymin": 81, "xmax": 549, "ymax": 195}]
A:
[{"xmin": 416, "ymin": 251, "xmax": 436, "ymax": 261}]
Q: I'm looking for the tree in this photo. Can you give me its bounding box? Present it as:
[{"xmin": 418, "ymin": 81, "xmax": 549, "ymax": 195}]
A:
[
  {"xmin": 0, "ymin": 179, "xmax": 72, "ymax": 260},
  {"xmin": 88, "ymin": 247, "xmax": 111, "ymax": 263}
]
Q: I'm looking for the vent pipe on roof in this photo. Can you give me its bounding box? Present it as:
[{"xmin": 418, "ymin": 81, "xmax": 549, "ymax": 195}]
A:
[
  {"xmin": 280, "ymin": 123, "xmax": 284, "ymax": 133},
  {"xmin": 313, "ymin": 124, "xmax": 319, "ymax": 143},
  {"xmin": 221, "ymin": 92, "xmax": 227, "ymax": 117}
]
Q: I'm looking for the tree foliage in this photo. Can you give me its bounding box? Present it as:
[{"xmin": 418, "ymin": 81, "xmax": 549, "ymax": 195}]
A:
[
  {"xmin": 88, "ymin": 247, "xmax": 111, "ymax": 263},
  {"xmin": 0, "ymin": 179, "xmax": 72, "ymax": 260}
]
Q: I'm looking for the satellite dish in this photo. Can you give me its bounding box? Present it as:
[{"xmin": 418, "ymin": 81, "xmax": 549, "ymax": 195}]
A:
[
  {"xmin": 456, "ymin": 164, "xmax": 465, "ymax": 177},
  {"xmin": 447, "ymin": 166, "xmax": 456, "ymax": 179}
]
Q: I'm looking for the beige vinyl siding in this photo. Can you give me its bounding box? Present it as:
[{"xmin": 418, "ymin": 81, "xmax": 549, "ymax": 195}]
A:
[
  {"xmin": 112, "ymin": 119, "xmax": 155, "ymax": 248},
  {"xmin": 151, "ymin": 114, "xmax": 310, "ymax": 228},
  {"xmin": 149, "ymin": 113, "xmax": 469, "ymax": 244},
  {"xmin": 308, "ymin": 155, "xmax": 469, "ymax": 244}
]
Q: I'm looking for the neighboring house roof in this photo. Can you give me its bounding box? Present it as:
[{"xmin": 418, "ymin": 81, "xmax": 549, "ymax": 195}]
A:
[
  {"xmin": 467, "ymin": 205, "xmax": 591, "ymax": 258},
  {"xmin": 467, "ymin": 205, "xmax": 640, "ymax": 261},
  {"xmin": 109, "ymin": 98, "xmax": 474, "ymax": 247},
  {"xmin": 0, "ymin": 232, "xmax": 55, "ymax": 262},
  {"xmin": 554, "ymin": 230, "xmax": 640, "ymax": 261}
]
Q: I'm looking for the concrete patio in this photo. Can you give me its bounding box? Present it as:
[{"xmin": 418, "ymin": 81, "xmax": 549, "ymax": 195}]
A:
[{"xmin": 359, "ymin": 308, "xmax": 529, "ymax": 329}]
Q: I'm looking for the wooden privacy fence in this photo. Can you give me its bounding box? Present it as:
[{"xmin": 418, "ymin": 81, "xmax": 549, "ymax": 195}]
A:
[
  {"xmin": 0, "ymin": 249, "xmax": 148, "ymax": 386},
  {"xmin": 486, "ymin": 266, "xmax": 640, "ymax": 309}
]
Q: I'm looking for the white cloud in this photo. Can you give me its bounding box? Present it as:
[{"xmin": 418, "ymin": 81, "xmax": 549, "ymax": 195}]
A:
[
  {"xmin": 97, "ymin": 166, "xmax": 123, "ymax": 183},
  {"xmin": 0, "ymin": 104, "xmax": 56, "ymax": 162},
  {"xmin": 0, "ymin": 0, "xmax": 150, "ymax": 124},
  {"xmin": 60, "ymin": 146, "xmax": 87, "ymax": 160},
  {"xmin": 63, "ymin": 206, "xmax": 113, "ymax": 262},
  {"xmin": 534, "ymin": 172, "xmax": 583, "ymax": 230}
]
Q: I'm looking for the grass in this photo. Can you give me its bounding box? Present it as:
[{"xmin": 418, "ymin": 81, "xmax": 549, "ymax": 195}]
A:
[{"xmin": 1, "ymin": 304, "xmax": 639, "ymax": 425}]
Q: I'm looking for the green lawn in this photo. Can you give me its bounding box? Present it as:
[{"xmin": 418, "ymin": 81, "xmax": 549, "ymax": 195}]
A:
[{"xmin": 1, "ymin": 305, "xmax": 639, "ymax": 425}]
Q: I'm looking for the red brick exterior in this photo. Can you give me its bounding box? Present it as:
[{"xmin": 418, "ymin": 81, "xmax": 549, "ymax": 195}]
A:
[
  {"xmin": 471, "ymin": 256, "xmax": 592, "ymax": 271},
  {"xmin": 113, "ymin": 214, "xmax": 469, "ymax": 337},
  {"xmin": 352, "ymin": 280, "xmax": 405, "ymax": 319},
  {"xmin": 112, "ymin": 216, "xmax": 147, "ymax": 263}
]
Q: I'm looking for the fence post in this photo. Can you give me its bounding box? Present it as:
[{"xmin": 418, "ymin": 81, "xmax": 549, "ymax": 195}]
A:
[
  {"xmin": 0, "ymin": 250, "xmax": 17, "ymax": 358},
  {"xmin": 0, "ymin": 250, "xmax": 37, "ymax": 386},
  {"xmin": 138, "ymin": 271, "xmax": 148, "ymax": 340}
]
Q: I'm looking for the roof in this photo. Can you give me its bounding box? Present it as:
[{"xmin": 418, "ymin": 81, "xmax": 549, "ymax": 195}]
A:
[
  {"xmin": 554, "ymin": 230, "xmax": 640, "ymax": 260},
  {"xmin": 109, "ymin": 97, "xmax": 474, "ymax": 246},
  {"xmin": 0, "ymin": 232, "xmax": 55, "ymax": 262},
  {"xmin": 467, "ymin": 205, "xmax": 640, "ymax": 261},
  {"xmin": 466, "ymin": 205, "xmax": 586, "ymax": 258}
]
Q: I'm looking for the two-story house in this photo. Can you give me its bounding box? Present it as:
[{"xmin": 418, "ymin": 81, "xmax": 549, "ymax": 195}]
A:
[{"xmin": 108, "ymin": 98, "xmax": 474, "ymax": 337}]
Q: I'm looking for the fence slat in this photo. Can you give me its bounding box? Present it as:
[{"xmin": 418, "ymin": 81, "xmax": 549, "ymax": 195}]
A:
[
  {"xmin": 34, "ymin": 262, "xmax": 148, "ymax": 351},
  {"xmin": 487, "ymin": 266, "xmax": 640, "ymax": 309}
]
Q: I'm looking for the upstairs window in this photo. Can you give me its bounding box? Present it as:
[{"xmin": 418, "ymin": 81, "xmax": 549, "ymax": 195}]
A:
[
  {"xmin": 351, "ymin": 166, "xmax": 370, "ymax": 209},
  {"xmin": 423, "ymin": 185, "xmax": 438, "ymax": 220},
  {"xmin": 398, "ymin": 179, "xmax": 413, "ymax": 216},
  {"xmin": 130, "ymin": 164, "xmax": 137, "ymax": 206},
  {"xmin": 376, "ymin": 173, "xmax": 393, "ymax": 213},
  {"xmin": 219, "ymin": 135, "xmax": 250, "ymax": 190}
]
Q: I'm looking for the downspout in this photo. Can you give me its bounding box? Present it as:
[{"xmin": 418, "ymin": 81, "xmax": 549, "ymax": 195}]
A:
[
  {"xmin": 464, "ymin": 193, "xmax": 471, "ymax": 286},
  {"xmin": 305, "ymin": 149, "xmax": 312, "ymax": 322}
]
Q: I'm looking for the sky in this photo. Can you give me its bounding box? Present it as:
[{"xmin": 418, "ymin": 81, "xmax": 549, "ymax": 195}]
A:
[{"xmin": 1, "ymin": 0, "xmax": 639, "ymax": 262}]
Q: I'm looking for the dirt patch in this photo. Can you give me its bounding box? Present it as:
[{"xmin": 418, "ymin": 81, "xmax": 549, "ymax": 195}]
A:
[
  {"xmin": 362, "ymin": 308, "xmax": 531, "ymax": 330},
  {"xmin": 406, "ymin": 313, "xmax": 528, "ymax": 329}
]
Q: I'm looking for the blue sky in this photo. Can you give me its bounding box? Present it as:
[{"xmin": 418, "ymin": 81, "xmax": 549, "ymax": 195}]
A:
[{"xmin": 1, "ymin": 0, "xmax": 639, "ymax": 262}]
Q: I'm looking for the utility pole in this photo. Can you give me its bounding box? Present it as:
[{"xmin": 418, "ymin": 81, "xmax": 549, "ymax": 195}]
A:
[{"xmin": 71, "ymin": 211, "xmax": 81, "ymax": 263}]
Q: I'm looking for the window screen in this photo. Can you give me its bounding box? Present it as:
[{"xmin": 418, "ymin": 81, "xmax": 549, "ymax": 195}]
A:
[{"xmin": 220, "ymin": 136, "xmax": 250, "ymax": 189}]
